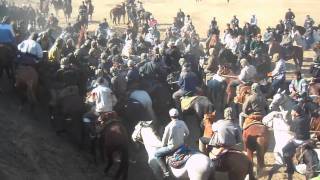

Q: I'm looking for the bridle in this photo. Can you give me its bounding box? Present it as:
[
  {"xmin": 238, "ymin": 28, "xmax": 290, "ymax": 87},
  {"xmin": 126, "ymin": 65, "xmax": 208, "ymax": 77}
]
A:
[{"xmin": 133, "ymin": 123, "xmax": 145, "ymax": 144}]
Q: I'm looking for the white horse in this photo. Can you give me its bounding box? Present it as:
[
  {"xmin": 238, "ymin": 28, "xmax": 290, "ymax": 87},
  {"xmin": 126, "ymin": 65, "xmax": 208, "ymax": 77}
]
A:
[
  {"xmin": 262, "ymin": 111, "xmax": 294, "ymax": 165},
  {"xmin": 132, "ymin": 121, "xmax": 214, "ymax": 180}
]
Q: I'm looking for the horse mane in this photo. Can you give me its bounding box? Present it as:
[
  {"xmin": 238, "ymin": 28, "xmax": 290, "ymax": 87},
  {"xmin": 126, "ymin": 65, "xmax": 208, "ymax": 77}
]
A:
[{"xmin": 148, "ymin": 120, "xmax": 162, "ymax": 138}]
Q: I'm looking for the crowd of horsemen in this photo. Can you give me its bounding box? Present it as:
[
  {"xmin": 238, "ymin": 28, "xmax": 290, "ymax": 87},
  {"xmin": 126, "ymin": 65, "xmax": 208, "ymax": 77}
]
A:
[{"xmin": 1, "ymin": 0, "xmax": 320, "ymax": 179}]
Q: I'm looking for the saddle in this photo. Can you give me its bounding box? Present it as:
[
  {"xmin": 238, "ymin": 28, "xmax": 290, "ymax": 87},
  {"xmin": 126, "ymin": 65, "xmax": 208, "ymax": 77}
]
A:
[
  {"xmin": 243, "ymin": 114, "xmax": 264, "ymax": 130},
  {"xmin": 180, "ymin": 96, "xmax": 198, "ymax": 111},
  {"xmin": 166, "ymin": 145, "xmax": 192, "ymax": 169},
  {"xmin": 209, "ymin": 148, "xmax": 242, "ymax": 171},
  {"xmin": 93, "ymin": 111, "xmax": 119, "ymax": 138}
]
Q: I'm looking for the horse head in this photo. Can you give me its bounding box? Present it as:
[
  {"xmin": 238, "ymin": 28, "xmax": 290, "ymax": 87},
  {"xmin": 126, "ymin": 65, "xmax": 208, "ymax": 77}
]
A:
[
  {"xmin": 269, "ymin": 89, "xmax": 288, "ymax": 111},
  {"xmin": 131, "ymin": 120, "xmax": 153, "ymax": 143}
]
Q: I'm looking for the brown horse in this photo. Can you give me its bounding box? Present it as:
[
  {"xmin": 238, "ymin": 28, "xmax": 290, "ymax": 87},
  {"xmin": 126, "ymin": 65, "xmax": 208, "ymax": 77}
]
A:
[
  {"xmin": 51, "ymin": 0, "xmax": 64, "ymax": 17},
  {"xmin": 310, "ymin": 116, "xmax": 320, "ymax": 141},
  {"xmin": 201, "ymin": 113, "xmax": 256, "ymax": 180},
  {"xmin": 243, "ymin": 121, "xmax": 269, "ymax": 176},
  {"xmin": 268, "ymin": 39, "xmax": 304, "ymax": 68},
  {"xmin": 0, "ymin": 44, "xmax": 15, "ymax": 81},
  {"xmin": 96, "ymin": 112, "xmax": 129, "ymax": 180},
  {"xmin": 209, "ymin": 151, "xmax": 256, "ymax": 180},
  {"xmin": 110, "ymin": 3, "xmax": 126, "ymax": 25},
  {"xmin": 14, "ymin": 65, "xmax": 39, "ymax": 112}
]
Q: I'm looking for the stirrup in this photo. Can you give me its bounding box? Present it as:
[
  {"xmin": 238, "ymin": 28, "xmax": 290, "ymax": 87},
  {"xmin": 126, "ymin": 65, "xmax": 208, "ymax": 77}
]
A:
[{"xmin": 163, "ymin": 171, "xmax": 170, "ymax": 178}]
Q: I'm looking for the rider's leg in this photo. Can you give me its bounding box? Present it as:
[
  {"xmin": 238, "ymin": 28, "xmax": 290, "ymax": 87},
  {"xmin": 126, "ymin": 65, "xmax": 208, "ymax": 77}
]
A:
[{"xmin": 154, "ymin": 146, "xmax": 174, "ymax": 178}]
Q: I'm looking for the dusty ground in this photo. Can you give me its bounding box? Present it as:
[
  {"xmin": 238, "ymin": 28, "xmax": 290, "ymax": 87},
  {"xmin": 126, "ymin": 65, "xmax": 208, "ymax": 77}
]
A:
[{"xmin": 3, "ymin": 0, "xmax": 320, "ymax": 180}]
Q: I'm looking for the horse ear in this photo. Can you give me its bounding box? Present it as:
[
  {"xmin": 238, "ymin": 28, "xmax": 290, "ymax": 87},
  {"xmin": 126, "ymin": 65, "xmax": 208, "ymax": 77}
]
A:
[
  {"xmin": 281, "ymin": 90, "xmax": 286, "ymax": 94},
  {"xmin": 277, "ymin": 88, "xmax": 281, "ymax": 94}
]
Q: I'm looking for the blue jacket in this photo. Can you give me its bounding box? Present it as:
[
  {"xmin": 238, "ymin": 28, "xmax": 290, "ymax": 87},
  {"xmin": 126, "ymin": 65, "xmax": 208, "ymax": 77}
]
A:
[
  {"xmin": 0, "ymin": 24, "xmax": 15, "ymax": 44},
  {"xmin": 178, "ymin": 71, "xmax": 198, "ymax": 92}
]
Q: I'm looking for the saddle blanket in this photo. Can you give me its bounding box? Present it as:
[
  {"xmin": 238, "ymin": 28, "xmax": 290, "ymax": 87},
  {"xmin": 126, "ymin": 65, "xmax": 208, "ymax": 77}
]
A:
[
  {"xmin": 166, "ymin": 145, "xmax": 192, "ymax": 168},
  {"xmin": 181, "ymin": 96, "xmax": 198, "ymax": 111},
  {"xmin": 243, "ymin": 114, "xmax": 263, "ymax": 130}
]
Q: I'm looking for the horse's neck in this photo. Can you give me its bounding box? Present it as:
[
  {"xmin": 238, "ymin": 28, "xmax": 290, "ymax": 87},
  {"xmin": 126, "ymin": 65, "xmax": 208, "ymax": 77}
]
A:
[
  {"xmin": 141, "ymin": 127, "xmax": 162, "ymax": 157},
  {"xmin": 280, "ymin": 97, "xmax": 295, "ymax": 112}
]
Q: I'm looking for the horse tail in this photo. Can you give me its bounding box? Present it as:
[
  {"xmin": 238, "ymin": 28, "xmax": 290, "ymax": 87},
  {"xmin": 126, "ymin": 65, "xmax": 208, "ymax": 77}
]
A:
[{"xmin": 247, "ymin": 160, "xmax": 256, "ymax": 180}]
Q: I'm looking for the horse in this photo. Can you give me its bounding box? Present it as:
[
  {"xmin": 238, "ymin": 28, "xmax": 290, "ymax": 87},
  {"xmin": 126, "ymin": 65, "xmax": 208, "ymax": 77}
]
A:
[
  {"xmin": 0, "ymin": 44, "xmax": 15, "ymax": 82},
  {"xmin": 82, "ymin": 112, "xmax": 129, "ymax": 180},
  {"xmin": 180, "ymin": 95, "xmax": 214, "ymax": 130},
  {"xmin": 268, "ymin": 39, "xmax": 304, "ymax": 69},
  {"xmin": 110, "ymin": 3, "xmax": 126, "ymax": 25},
  {"xmin": 14, "ymin": 65, "xmax": 39, "ymax": 112},
  {"xmin": 132, "ymin": 121, "xmax": 213, "ymax": 180},
  {"xmin": 86, "ymin": 2, "xmax": 94, "ymax": 21},
  {"xmin": 63, "ymin": 0, "xmax": 72, "ymax": 23},
  {"xmin": 242, "ymin": 118, "xmax": 269, "ymax": 176},
  {"xmin": 262, "ymin": 111, "xmax": 294, "ymax": 179},
  {"xmin": 269, "ymin": 90, "xmax": 296, "ymax": 120},
  {"xmin": 40, "ymin": 0, "xmax": 50, "ymax": 15},
  {"xmin": 209, "ymin": 150, "xmax": 255, "ymax": 180},
  {"xmin": 50, "ymin": 91, "xmax": 86, "ymax": 136},
  {"xmin": 147, "ymin": 82, "xmax": 173, "ymax": 118},
  {"xmin": 295, "ymin": 142, "xmax": 320, "ymax": 180},
  {"xmin": 51, "ymin": 0, "xmax": 64, "ymax": 17},
  {"xmin": 201, "ymin": 113, "xmax": 257, "ymax": 180}
]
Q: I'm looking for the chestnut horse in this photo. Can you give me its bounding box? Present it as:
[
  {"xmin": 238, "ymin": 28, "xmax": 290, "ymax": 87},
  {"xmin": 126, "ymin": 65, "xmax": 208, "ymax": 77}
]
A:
[
  {"xmin": 242, "ymin": 121, "xmax": 269, "ymax": 176},
  {"xmin": 268, "ymin": 39, "xmax": 304, "ymax": 68}
]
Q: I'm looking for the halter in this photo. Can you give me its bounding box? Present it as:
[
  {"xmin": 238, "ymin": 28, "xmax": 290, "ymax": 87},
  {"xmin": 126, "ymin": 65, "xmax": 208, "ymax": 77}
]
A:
[{"xmin": 134, "ymin": 123, "xmax": 144, "ymax": 144}]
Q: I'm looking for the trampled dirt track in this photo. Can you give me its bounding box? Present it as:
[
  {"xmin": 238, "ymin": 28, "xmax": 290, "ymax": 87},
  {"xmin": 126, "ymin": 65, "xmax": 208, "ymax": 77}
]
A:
[{"xmin": 2, "ymin": 0, "xmax": 320, "ymax": 179}]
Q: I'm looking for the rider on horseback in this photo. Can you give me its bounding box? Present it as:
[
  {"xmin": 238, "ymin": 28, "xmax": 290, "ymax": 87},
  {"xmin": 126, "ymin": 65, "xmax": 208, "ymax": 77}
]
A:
[
  {"xmin": 17, "ymin": 32, "xmax": 43, "ymax": 65},
  {"xmin": 285, "ymin": 8, "xmax": 295, "ymax": 22},
  {"xmin": 172, "ymin": 62, "xmax": 199, "ymax": 110},
  {"xmin": 208, "ymin": 107, "xmax": 242, "ymax": 158},
  {"xmin": 0, "ymin": 15, "xmax": 16, "ymax": 52},
  {"xmin": 270, "ymin": 53, "xmax": 286, "ymax": 96},
  {"xmin": 249, "ymin": 34, "xmax": 266, "ymax": 59},
  {"xmin": 289, "ymin": 71, "xmax": 308, "ymax": 100},
  {"xmin": 154, "ymin": 108, "xmax": 190, "ymax": 178},
  {"xmin": 280, "ymin": 29, "xmax": 293, "ymax": 57},
  {"xmin": 240, "ymin": 83, "xmax": 268, "ymax": 129},
  {"xmin": 126, "ymin": 60, "xmax": 140, "ymax": 91},
  {"xmin": 47, "ymin": 13, "xmax": 59, "ymax": 28},
  {"xmin": 282, "ymin": 105, "xmax": 310, "ymax": 180},
  {"xmin": 199, "ymin": 107, "xmax": 241, "ymax": 157},
  {"xmin": 83, "ymin": 77, "xmax": 118, "ymax": 137}
]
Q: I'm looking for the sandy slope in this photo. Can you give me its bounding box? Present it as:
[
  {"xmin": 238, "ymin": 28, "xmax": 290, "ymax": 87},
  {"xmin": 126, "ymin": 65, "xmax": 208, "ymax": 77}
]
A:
[{"xmin": 5, "ymin": 0, "xmax": 320, "ymax": 179}]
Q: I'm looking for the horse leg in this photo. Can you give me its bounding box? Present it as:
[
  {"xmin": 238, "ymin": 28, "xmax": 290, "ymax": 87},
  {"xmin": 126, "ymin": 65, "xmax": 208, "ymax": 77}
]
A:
[
  {"xmin": 256, "ymin": 138, "xmax": 266, "ymax": 176},
  {"xmin": 118, "ymin": 16, "xmax": 121, "ymax": 25},
  {"xmin": 91, "ymin": 138, "xmax": 97, "ymax": 164},
  {"xmin": 99, "ymin": 137, "xmax": 105, "ymax": 162},
  {"xmin": 268, "ymin": 164, "xmax": 282, "ymax": 180},
  {"xmin": 293, "ymin": 57, "xmax": 300, "ymax": 70},
  {"xmin": 116, "ymin": 147, "xmax": 129, "ymax": 180},
  {"xmin": 104, "ymin": 150, "xmax": 114, "ymax": 176}
]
